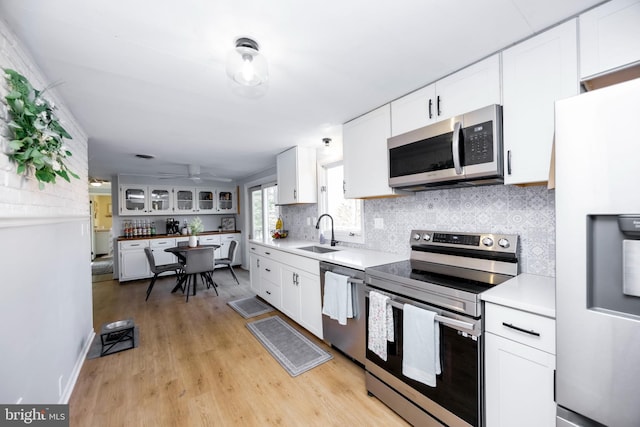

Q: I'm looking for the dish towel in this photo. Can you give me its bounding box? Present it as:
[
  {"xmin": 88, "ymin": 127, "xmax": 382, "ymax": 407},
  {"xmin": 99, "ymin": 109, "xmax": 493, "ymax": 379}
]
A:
[
  {"xmin": 322, "ymin": 271, "xmax": 353, "ymax": 325},
  {"xmin": 402, "ymin": 304, "xmax": 441, "ymax": 387},
  {"xmin": 367, "ymin": 291, "xmax": 394, "ymax": 361}
]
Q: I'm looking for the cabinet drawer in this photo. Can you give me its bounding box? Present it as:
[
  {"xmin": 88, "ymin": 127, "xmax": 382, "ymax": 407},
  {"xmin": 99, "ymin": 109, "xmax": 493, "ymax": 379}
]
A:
[
  {"xmin": 120, "ymin": 240, "xmax": 149, "ymax": 250},
  {"xmin": 485, "ymin": 302, "xmax": 555, "ymax": 354},
  {"xmin": 150, "ymin": 238, "xmax": 175, "ymax": 248},
  {"xmin": 259, "ymin": 258, "xmax": 279, "ymax": 284},
  {"xmin": 279, "ymin": 252, "xmax": 319, "ymax": 275},
  {"xmin": 262, "ymin": 278, "xmax": 281, "ymax": 307},
  {"xmin": 199, "ymin": 235, "xmax": 220, "ymax": 245}
]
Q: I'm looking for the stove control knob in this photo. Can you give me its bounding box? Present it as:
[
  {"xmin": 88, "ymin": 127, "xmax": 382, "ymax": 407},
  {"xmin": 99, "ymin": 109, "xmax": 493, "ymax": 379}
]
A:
[
  {"xmin": 482, "ymin": 237, "xmax": 494, "ymax": 247},
  {"xmin": 422, "ymin": 234, "xmax": 431, "ymax": 241},
  {"xmin": 498, "ymin": 238, "xmax": 511, "ymax": 248},
  {"xmin": 413, "ymin": 233, "xmax": 422, "ymax": 241}
]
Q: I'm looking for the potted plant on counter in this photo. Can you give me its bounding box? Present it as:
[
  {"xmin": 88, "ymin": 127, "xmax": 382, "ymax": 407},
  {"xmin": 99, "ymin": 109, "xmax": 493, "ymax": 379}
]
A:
[{"xmin": 188, "ymin": 217, "xmax": 203, "ymax": 247}]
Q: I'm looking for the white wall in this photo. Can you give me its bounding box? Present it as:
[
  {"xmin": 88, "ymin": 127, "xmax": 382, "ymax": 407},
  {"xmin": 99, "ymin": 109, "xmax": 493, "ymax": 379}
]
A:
[{"xmin": 0, "ymin": 17, "xmax": 93, "ymax": 404}]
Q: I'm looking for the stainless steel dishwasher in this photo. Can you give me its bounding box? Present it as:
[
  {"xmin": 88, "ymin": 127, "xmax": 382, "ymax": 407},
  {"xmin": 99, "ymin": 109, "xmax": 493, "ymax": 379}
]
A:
[{"xmin": 320, "ymin": 261, "xmax": 366, "ymax": 366}]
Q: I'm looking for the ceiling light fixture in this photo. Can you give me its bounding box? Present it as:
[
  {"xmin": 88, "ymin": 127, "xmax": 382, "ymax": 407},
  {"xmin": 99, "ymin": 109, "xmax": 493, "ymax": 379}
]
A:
[
  {"xmin": 226, "ymin": 37, "xmax": 268, "ymax": 87},
  {"xmin": 89, "ymin": 177, "xmax": 103, "ymax": 187},
  {"xmin": 323, "ymin": 137, "xmax": 332, "ymax": 147}
]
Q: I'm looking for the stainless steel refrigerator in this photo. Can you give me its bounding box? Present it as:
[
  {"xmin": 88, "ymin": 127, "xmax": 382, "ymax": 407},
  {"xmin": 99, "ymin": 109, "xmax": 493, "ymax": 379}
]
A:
[{"xmin": 555, "ymin": 77, "xmax": 640, "ymax": 427}]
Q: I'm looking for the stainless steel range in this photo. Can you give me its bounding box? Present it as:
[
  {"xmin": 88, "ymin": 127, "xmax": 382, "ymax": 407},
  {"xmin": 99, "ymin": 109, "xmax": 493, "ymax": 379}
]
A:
[{"xmin": 364, "ymin": 230, "xmax": 519, "ymax": 427}]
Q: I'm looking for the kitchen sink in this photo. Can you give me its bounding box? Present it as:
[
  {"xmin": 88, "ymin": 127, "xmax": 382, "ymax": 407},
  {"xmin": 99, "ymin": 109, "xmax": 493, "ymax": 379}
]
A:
[{"xmin": 297, "ymin": 245, "xmax": 340, "ymax": 254}]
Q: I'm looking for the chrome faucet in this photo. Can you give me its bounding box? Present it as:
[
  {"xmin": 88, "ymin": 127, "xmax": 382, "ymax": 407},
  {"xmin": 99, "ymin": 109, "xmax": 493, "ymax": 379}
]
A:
[{"xmin": 315, "ymin": 214, "xmax": 337, "ymax": 246}]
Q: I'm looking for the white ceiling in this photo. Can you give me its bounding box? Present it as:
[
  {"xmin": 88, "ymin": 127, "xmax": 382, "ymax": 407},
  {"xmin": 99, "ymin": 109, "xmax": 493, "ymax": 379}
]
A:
[{"xmin": 0, "ymin": 0, "xmax": 604, "ymax": 182}]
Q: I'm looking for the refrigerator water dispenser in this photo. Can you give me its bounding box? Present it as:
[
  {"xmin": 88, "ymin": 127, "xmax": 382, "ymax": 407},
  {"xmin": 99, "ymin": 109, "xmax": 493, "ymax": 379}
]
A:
[{"xmin": 587, "ymin": 214, "xmax": 640, "ymax": 317}]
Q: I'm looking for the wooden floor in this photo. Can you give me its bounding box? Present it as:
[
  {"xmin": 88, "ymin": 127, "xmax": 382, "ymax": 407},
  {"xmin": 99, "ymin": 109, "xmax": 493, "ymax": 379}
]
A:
[{"xmin": 69, "ymin": 268, "xmax": 410, "ymax": 426}]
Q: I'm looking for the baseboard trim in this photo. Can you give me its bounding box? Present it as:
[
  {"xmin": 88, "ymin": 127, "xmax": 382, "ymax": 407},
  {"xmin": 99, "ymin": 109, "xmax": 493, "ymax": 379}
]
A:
[{"xmin": 60, "ymin": 328, "xmax": 95, "ymax": 404}]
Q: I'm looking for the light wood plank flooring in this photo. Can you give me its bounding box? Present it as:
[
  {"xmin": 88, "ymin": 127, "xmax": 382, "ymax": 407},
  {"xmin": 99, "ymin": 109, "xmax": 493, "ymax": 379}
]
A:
[{"xmin": 69, "ymin": 268, "xmax": 409, "ymax": 426}]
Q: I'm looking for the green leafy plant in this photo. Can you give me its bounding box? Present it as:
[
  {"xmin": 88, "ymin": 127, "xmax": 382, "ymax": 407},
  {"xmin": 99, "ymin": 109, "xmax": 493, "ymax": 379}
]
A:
[
  {"xmin": 3, "ymin": 68, "xmax": 79, "ymax": 189},
  {"xmin": 188, "ymin": 217, "xmax": 204, "ymax": 235}
]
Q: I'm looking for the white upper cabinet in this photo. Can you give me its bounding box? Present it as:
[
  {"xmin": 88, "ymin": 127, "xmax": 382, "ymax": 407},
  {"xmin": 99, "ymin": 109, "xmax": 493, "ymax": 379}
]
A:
[
  {"xmin": 343, "ymin": 104, "xmax": 401, "ymax": 199},
  {"xmin": 215, "ymin": 188, "xmax": 238, "ymax": 213},
  {"xmin": 277, "ymin": 146, "xmax": 317, "ymax": 205},
  {"xmin": 435, "ymin": 54, "xmax": 502, "ymax": 121},
  {"xmin": 390, "ymin": 84, "xmax": 437, "ymax": 136},
  {"xmin": 121, "ymin": 185, "xmax": 172, "ymax": 215},
  {"xmin": 502, "ymin": 19, "xmax": 578, "ymax": 185},
  {"xmin": 390, "ymin": 54, "xmax": 501, "ymax": 136},
  {"xmin": 580, "ymin": 0, "xmax": 640, "ymax": 79}
]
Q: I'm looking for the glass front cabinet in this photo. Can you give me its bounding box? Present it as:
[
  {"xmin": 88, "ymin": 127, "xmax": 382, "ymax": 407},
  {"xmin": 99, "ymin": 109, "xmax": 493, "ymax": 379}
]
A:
[
  {"xmin": 216, "ymin": 188, "xmax": 237, "ymax": 213},
  {"xmin": 119, "ymin": 185, "xmax": 237, "ymax": 215},
  {"xmin": 120, "ymin": 185, "xmax": 149, "ymax": 215}
]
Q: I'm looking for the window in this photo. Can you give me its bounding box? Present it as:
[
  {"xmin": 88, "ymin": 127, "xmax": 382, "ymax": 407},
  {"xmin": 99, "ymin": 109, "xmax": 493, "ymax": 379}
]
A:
[
  {"xmin": 250, "ymin": 183, "xmax": 279, "ymax": 241},
  {"xmin": 318, "ymin": 162, "xmax": 364, "ymax": 244}
]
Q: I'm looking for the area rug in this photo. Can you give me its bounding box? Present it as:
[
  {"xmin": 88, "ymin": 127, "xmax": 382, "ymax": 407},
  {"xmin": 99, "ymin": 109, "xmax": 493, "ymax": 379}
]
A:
[
  {"xmin": 228, "ymin": 296, "xmax": 274, "ymax": 319},
  {"xmin": 246, "ymin": 316, "xmax": 332, "ymax": 377},
  {"xmin": 86, "ymin": 327, "xmax": 139, "ymax": 359},
  {"xmin": 91, "ymin": 256, "xmax": 113, "ymax": 275}
]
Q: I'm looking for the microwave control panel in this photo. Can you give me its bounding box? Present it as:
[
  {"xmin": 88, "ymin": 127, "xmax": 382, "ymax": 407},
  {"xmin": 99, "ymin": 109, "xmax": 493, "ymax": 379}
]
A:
[{"xmin": 463, "ymin": 121, "xmax": 494, "ymax": 165}]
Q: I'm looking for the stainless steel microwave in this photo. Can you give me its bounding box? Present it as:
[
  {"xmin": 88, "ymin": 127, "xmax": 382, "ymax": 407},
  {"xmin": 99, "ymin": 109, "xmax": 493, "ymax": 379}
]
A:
[{"xmin": 388, "ymin": 104, "xmax": 503, "ymax": 191}]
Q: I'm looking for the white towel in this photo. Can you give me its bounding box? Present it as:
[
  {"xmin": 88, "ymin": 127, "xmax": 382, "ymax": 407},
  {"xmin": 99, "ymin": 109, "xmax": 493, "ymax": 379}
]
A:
[
  {"xmin": 367, "ymin": 291, "xmax": 394, "ymax": 361},
  {"xmin": 402, "ymin": 304, "xmax": 441, "ymax": 387},
  {"xmin": 322, "ymin": 271, "xmax": 353, "ymax": 325}
]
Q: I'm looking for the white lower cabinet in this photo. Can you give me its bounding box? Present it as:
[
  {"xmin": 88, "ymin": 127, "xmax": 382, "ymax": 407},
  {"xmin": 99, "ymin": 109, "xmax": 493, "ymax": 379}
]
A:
[
  {"xmin": 149, "ymin": 238, "xmax": 177, "ymax": 267},
  {"xmin": 249, "ymin": 243, "xmax": 323, "ymax": 339},
  {"xmin": 119, "ymin": 240, "xmax": 150, "ymax": 281},
  {"xmin": 280, "ymin": 265, "xmax": 322, "ymax": 339},
  {"xmin": 484, "ymin": 302, "xmax": 556, "ymax": 427}
]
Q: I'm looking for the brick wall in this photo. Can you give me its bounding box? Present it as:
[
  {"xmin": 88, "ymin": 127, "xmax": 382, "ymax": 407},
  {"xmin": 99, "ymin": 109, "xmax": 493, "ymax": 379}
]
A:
[{"xmin": 0, "ymin": 18, "xmax": 89, "ymax": 218}]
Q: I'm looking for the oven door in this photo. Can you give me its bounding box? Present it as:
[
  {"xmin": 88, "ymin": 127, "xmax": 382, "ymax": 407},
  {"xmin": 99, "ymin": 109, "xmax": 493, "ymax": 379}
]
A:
[{"xmin": 365, "ymin": 289, "xmax": 482, "ymax": 427}]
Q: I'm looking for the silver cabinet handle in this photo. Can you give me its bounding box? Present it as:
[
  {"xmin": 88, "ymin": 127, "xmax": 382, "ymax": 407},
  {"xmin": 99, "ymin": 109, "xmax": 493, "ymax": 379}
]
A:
[
  {"xmin": 436, "ymin": 95, "xmax": 441, "ymax": 116},
  {"xmin": 502, "ymin": 322, "xmax": 540, "ymax": 337},
  {"xmin": 428, "ymin": 98, "xmax": 433, "ymax": 119},
  {"xmin": 507, "ymin": 150, "xmax": 512, "ymax": 175},
  {"xmin": 452, "ymin": 121, "xmax": 463, "ymax": 175}
]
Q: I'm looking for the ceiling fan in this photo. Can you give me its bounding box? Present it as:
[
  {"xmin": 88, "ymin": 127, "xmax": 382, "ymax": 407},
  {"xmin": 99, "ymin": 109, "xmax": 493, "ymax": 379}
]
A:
[{"xmin": 122, "ymin": 164, "xmax": 232, "ymax": 183}]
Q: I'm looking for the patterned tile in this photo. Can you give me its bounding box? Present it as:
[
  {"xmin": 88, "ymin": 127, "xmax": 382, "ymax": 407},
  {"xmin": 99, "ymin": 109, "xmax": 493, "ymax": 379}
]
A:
[{"xmin": 281, "ymin": 185, "xmax": 556, "ymax": 277}]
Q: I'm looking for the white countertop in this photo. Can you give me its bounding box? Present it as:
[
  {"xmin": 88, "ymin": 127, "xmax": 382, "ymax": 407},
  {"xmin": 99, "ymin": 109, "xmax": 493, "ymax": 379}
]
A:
[
  {"xmin": 481, "ymin": 273, "xmax": 556, "ymax": 318},
  {"xmin": 248, "ymin": 238, "xmax": 406, "ymax": 270}
]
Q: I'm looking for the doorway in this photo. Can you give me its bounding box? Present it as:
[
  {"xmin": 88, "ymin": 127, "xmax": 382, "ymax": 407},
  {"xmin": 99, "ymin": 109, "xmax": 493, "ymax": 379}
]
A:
[{"xmin": 89, "ymin": 182, "xmax": 114, "ymax": 281}]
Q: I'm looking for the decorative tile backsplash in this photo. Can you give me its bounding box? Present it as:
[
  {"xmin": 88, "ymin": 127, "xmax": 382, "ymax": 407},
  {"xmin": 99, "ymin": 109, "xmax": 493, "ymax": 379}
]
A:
[{"xmin": 281, "ymin": 184, "xmax": 556, "ymax": 277}]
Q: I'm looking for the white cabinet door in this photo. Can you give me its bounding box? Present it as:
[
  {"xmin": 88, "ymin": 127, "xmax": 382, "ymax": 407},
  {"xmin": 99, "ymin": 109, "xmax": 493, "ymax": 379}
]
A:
[
  {"xmin": 390, "ymin": 55, "xmax": 501, "ymax": 137},
  {"xmin": 174, "ymin": 187, "xmax": 197, "ymax": 213},
  {"xmin": 260, "ymin": 258, "xmax": 281, "ymax": 308},
  {"xmin": 343, "ymin": 104, "xmax": 399, "ymax": 199},
  {"xmin": 276, "ymin": 146, "xmax": 317, "ymax": 204},
  {"xmin": 580, "ymin": 0, "xmax": 640, "ymax": 79},
  {"xmin": 119, "ymin": 185, "xmax": 149, "ymax": 215},
  {"xmin": 502, "ymin": 20, "xmax": 578, "ymax": 185},
  {"xmin": 148, "ymin": 186, "xmax": 173, "ymax": 214},
  {"xmin": 215, "ymin": 188, "xmax": 237, "ymax": 213},
  {"xmin": 435, "ymin": 54, "xmax": 502, "ymax": 120},
  {"xmin": 249, "ymin": 253, "xmax": 261, "ymax": 295},
  {"xmin": 149, "ymin": 238, "xmax": 176, "ymax": 267},
  {"xmin": 119, "ymin": 240, "xmax": 150, "ymax": 281},
  {"xmin": 195, "ymin": 189, "xmax": 216, "ymax": 214},
  {"xmin": 485, "ymin": 332, "xmax": 556, "ymax": 427},
  {"xmin": 390, "ymin": 83, "xmax": 437, "ymax": 136},
  {"xmin": 298, "ymin": 270, "xmax": 322, "ymax": 339},
  {"xmin": 280, "ymin": 265, "xmax": 300, "ymax": 321}
]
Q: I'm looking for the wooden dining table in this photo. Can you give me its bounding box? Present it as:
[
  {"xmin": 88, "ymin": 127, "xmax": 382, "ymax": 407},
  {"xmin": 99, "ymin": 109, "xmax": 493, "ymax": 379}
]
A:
[{"xmin": 164, "ymin": 244, "xmax": 219, "ymax": 294}]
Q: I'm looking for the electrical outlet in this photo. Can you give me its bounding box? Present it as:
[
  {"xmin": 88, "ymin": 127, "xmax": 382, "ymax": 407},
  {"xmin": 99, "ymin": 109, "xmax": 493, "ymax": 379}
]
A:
[
  {"xmin": 306, "ymin": 217, "xmax": 311, "ymax": 226},
  {"xmin": 374, "ymin": 218, "xmax": 384, "ymax": 229}
]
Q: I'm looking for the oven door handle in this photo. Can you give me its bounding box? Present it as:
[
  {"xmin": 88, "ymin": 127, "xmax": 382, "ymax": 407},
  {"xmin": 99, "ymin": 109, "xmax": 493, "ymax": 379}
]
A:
[{"xmin": 366, "ymin": 290, "xmax": 477, "ymax": 333}]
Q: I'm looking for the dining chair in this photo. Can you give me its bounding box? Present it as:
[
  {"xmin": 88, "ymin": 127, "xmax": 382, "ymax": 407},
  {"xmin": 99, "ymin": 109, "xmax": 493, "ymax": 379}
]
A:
[
  {"xmin": 214, "ymin": 240, "xmax": 239, "ymax": 285},
  {"xmin": 183, "ymin": 248, "xmax": 217, "ymax": 302},
  {"xmin": 144, "ymin": 247, "xmax": 184, "ymax": 301}
]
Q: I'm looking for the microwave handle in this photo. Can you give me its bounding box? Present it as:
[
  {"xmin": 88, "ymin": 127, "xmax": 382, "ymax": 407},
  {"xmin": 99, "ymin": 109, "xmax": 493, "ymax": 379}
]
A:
[{"xmin": 452, "ymin": 121, "xmax": 463, "ymax": 175}]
